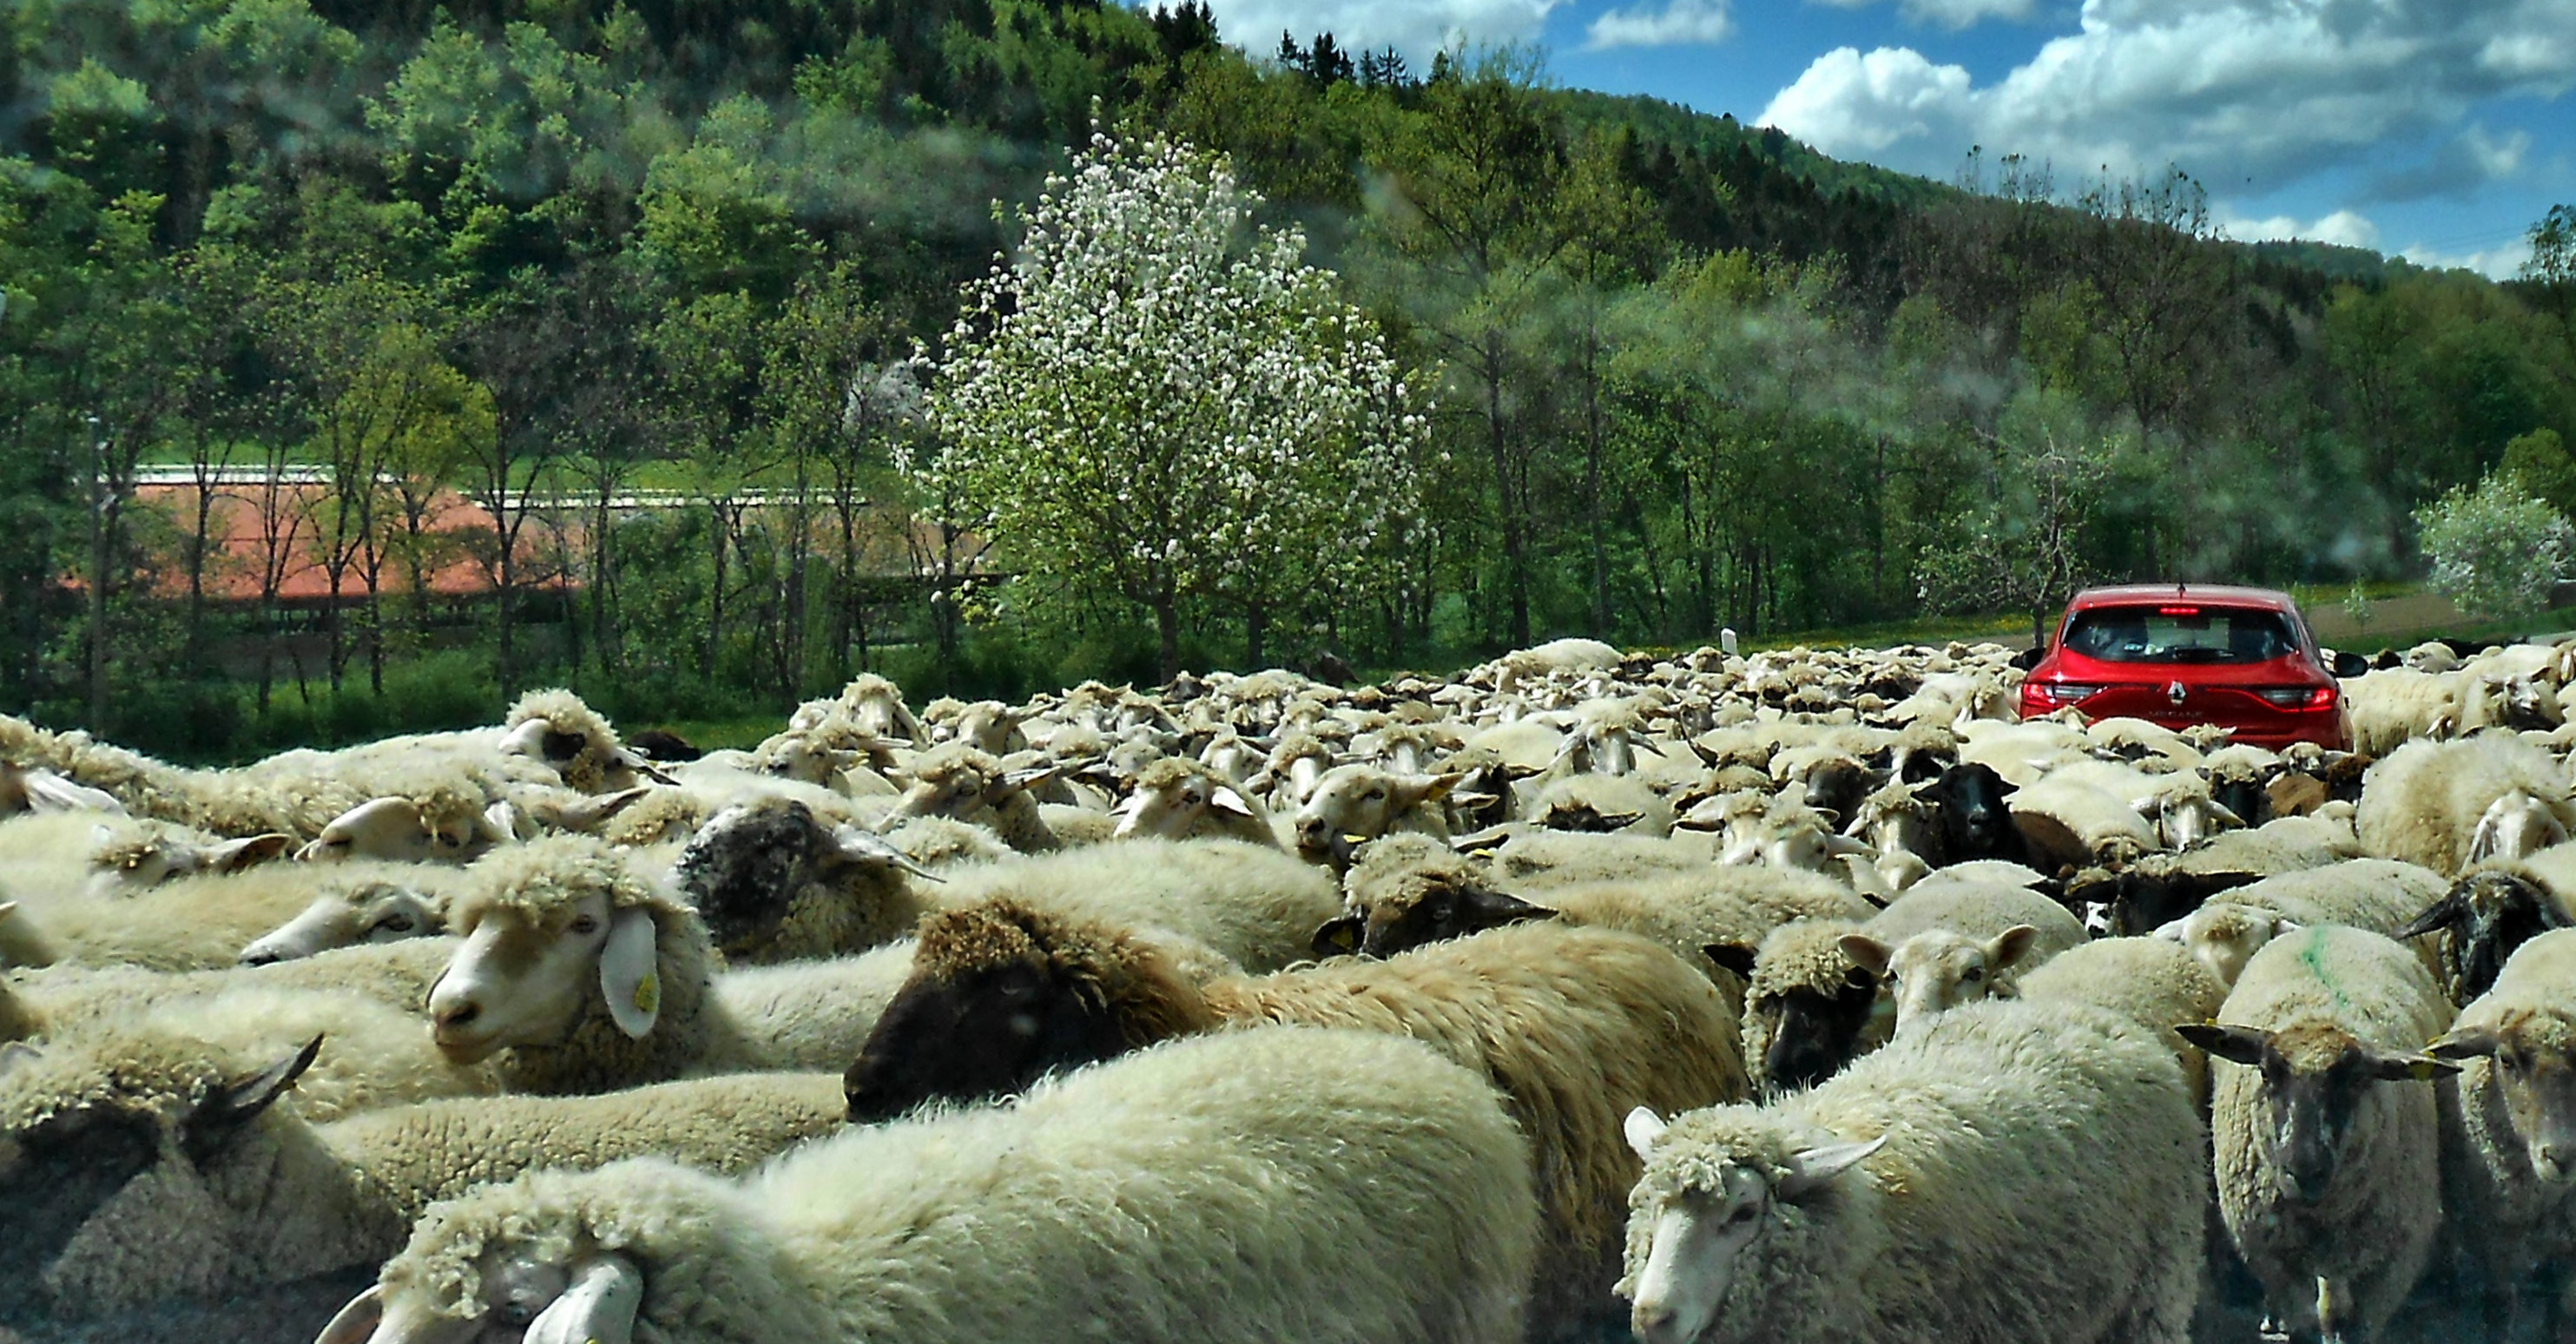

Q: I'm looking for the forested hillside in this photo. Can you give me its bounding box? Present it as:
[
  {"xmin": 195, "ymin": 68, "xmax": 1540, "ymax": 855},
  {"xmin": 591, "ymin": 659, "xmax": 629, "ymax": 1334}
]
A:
[{"xmin": 3, "ymin": 0, "xmax": 2571, "ymax": 758}]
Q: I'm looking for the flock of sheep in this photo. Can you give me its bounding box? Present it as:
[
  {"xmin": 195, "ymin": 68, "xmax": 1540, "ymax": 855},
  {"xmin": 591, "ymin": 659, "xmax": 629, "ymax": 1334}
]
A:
[{"xmin": 6, "ymin": 632, "xmax": 2576, "ymax": 1343}]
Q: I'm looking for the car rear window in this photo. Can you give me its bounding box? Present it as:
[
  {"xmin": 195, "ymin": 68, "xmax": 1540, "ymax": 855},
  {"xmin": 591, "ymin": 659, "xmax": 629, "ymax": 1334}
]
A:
[{"xmin": 2059, "ymin": 605, "xmax": 2300, "ymax": 665}]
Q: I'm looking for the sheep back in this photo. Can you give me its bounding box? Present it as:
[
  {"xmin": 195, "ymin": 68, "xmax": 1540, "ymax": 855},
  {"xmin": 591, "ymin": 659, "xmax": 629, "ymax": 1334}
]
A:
[
  {"xmin": 1624, "ymin": 998, "xmax": 2203, "ymax": 1344},
  {"xmin": 372, "ymin": 1027, "xmax": 1538, "ymax": 1344}
]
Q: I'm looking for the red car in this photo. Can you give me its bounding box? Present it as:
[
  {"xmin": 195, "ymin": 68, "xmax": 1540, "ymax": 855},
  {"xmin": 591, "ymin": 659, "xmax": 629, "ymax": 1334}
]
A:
[{"xmin": 2015, "ymin": 584, "xmax": 2361, "ymax": 750}]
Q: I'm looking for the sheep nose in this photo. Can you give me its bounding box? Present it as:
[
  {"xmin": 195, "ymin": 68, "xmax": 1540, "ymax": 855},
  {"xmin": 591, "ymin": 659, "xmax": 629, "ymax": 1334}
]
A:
[
  {"xmin": 238, "ymin": 949, "xmax": 282, "ymax": 967},
  {"xmin": 1633, "ymin": 1301, "xmax": 1679, "ymax": 1344},
  {"xmin": 434, "ymin": 1001, "xmax": 482, "ymax": 1031}
]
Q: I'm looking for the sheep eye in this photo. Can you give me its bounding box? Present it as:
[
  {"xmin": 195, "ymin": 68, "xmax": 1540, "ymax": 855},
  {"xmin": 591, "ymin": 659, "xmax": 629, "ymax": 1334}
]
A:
[
  {"xmin": 1364, "ymin": 788, "xmax": 1385, "ymax": 800},
  {"xmin": 497, "ymin": 1301, "xmax": 537, "ymax": 1327},
  {"xmin": 1728, "ymin": 1203, "xmax": 1760, "ymax": 1224},
  {"xmin": 376, "ymin": 914, "xmax": 416, "ymax": 933},
  {"xmin": 1963, "ymin": 967, "xmax": 1983, "ymax": 983},
  {"xmin": 570, "ymin": 915, "xmax": 602, "ymax": 936}
]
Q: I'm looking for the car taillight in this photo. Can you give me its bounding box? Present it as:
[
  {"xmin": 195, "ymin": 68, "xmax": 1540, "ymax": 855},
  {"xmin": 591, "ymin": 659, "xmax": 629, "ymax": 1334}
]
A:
[
  {"xmin": 2035, "ymin": 683, "xmax": 2104, "ymax": 703},
  {"xmin": 2256, "ymin": 686, "xmax": 2336, "ymax": 709}
]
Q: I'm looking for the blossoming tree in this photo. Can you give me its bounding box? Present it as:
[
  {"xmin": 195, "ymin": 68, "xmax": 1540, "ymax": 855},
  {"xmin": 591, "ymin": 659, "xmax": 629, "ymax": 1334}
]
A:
[{"xmin": 912, "ymin": 128, "xmax": 1426, "ymax": 681}]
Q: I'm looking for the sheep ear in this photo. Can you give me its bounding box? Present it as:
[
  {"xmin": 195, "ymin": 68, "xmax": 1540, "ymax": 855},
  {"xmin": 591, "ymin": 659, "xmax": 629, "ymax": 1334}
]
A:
[
  {"xmin": 1623, "ymin": 1106, "xmax": 1668, "ymax": 1161},
  {"xmin": 1837, "ymin": 934, "xmax": 1893, "ymax": 980},
  {"xmin": 0, "ymin": 1041, "xmax": 40, "ymax": 1077},
  {"xmin": 1209, "ymin": 787, "xmax": 1255, "ymax": 818},
  {"xmin": 1419, "ymin": 771, "xmax": 1467, "ymax": 803},
  {"xmin": 526, "ymin": 1254, "xmax": 645, "ymax": 1344},
  {"xmin": 2176, "ymin": 1022, "xmax": 2270, "ymax": 1066},
  {"xmin": 205, "ymin": 833, "xmax": 293, "ymax": 873},
  {"xmin": 1703, "ymin": 942, "xmax": 1759, "ymax": 979},
  {"xmin": 1987, "ymin": 925, "xmax": 2041, "ymax": 972},
  {"xmin": 2363, "ymin": 1050, "xmax": 2461, "ymax": 1083},
  {"xmin": 314, "ymin": 1284, "xmax": 385, "ymax": 1344},
  {"xmin": 828, "ymin": 827, "xmax": 941, "ymax": 882},
  {"xmin": 600, "ymin": 908, "xmax": 663, "ymax": 1039},
  {"xmin": 1824, "ymin": 833, "xmax": 1877, "ymax": 859},
  {"xmin": 2428, "ymin": 1031, "xmax": 2500, "ymax": 1062},
  {"xmin": 2395, "ymin": 893, "xmax": 2462, "ymax": 940},
  {"xmin": 1777, "ymin": 1135, "xmax": 1887, "ymax": 1201},
  {"xmin": 1312, "ymin": 916, "xmax": 1365, "ymax": 959},
  {"xmin": 187, "ymin": 1034, "xmax": 322, "ymax": 1159},
  {"xmin": 1459, "ymin": 886, "xmax": 1556, "ymax": 932}
]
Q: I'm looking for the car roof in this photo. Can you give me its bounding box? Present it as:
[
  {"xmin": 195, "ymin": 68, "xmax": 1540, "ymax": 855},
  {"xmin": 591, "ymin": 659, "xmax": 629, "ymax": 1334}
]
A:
[{"xmin": 2065, "ymin": 583, "xmax": 2298, "ymax": 612}]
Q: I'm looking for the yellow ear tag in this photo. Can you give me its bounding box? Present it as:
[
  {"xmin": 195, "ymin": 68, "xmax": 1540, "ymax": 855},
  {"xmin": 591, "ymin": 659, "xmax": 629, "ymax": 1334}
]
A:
[
  {"xmin": 2410, "ymin": 1059, "xmax": 2436, "ymax": 1081},
  {"xmin": 633, "ymin": 972, "xmax": 661, "ymax": 1017},
  {"xmin": 1330, "ymin": 927, "xmax": 1357, "ymax": 952}
]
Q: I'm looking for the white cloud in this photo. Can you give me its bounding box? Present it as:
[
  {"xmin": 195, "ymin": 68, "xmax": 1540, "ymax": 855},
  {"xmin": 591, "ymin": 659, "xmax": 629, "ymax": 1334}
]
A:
[
  {"xmin": 1585, "ymin": 0, "xmax": 1733, "ymax": 49},
  {"xmin": 2399, "ymin": 236, "xmax": 2535, "ymax": 279},
  {"xmin": 1200, "ymin": 0, "xmax": 1563, "ymax": 63},
  {"xmin": 1756, "ymin": 0, "xmax": 2576, "ymax": 194},
  {"xmin": 2218, "ymin": 208, "xmax": 2382, "ymax": 249},
  {"xmin": 1808, "ymin": 0, "xmax": 2039, "ymax": 32}
]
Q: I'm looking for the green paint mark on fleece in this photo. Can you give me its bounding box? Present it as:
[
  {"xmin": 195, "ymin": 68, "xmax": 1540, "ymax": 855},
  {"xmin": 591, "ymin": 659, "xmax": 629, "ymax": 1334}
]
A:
[{"xmin": 2297, "ymin": 925, "xmax": 2354, "ymax": 1015}]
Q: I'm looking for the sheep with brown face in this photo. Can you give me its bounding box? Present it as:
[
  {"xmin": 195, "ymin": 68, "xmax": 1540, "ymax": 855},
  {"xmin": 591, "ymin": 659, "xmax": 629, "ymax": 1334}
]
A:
[
  {"xmin": 846, "ymin": 898, "xmax": 1743, "ymax": 1338},
  {"xmin": 2427, "ymin": 929, "xmax": 2576, "ymax": 1334},
  {"xmin": 2177, "ymin": 926, "xmax": 2460, "ymax": 1344}
]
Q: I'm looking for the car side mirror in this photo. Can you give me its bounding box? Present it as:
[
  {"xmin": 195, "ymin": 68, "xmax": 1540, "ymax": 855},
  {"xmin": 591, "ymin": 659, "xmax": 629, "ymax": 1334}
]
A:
[
  {"xmin": 2008, "ymin": 646, "xmax": 2045, "ymax": 672},
  {"xmin": 2328, "ymin": 650, "xmax": 2368, "ymax": 679}
]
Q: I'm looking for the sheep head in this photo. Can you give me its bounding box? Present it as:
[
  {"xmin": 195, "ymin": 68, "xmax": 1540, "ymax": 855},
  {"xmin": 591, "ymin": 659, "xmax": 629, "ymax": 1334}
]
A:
[
  {"xmin": 0, "ymin": 1029, "xmax": 318, "ymax": 1321},
  {"xmin": 240, "ymin": 870, "xmax": 447, "ymax": 966},
  {"xmin": 843, "ymin": 899, "xmax": 1210, "ymax": 1123},
  {"xmin": 2397, "ymin": 870, "xmax": 2572, "ymax": 1004},
  {"xmin": 1289, "ymin": 766, "xmax": 1461, "ymax": 861},
  {"xmin": 2177, "ymin": 1020, "xmax": 2455, "ymax": 1202},
  {"xmin": 1114, "ymin": 757, "xmax": 1262, "ymax": 841},
  {"xmin": 1841, "ymin": 926, "xmax": 2039, "ymax": 1032},
  {"xmin": 2431, "ymin": 1002, "xmax": 2576, "ymax": 1183},
  {"xmin": 429, "ymin": 838, "xmax": 684, "ymax": 1065},
  {"xmin": 2153, "ymin": 900, "xmax": 2296, "ymax": 991},
  {"xmin": 1620, "ymin": 1105, "xmax": 1885, "ymax": 1344}
]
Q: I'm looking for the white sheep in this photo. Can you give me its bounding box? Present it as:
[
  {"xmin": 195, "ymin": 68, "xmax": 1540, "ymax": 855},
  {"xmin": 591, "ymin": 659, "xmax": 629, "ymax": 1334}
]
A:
[
  {"xmin": 2177, "ymin": 924, "xmax": 2460, "ymax": 1344},
  {"xmin": 1, "ymin": 860, "xmax": 452, "ymax": 973},
  {"xmin": 320, "ymin": 1027, "xmax": 1538, "ymax": 1344},
  {"xmin": 1619, "ymin": 997, "xmax": 2205, "ymax": 1344},
  {"xmin": 2345, "ymin": 667, "xmax": 2462, "ymax": 755},
  {"xmin": 2007, "ymin": 772, "xmax": 2164, "ymax": 870},
  {"xmin": 2357, "ymin": 735, "xmax": 2576, "ymax": 874},
  {"xmin": 1111, "ymin": 755, "xmax": 1283, "ymax": 847},
  {"xmin": 2152, "ymin": 858, "xmax": 2449, "ymax": 990},
  {"xmin": 0, "ymin": 1019, "xmax": 846, "ymax": 1330},
  {"xmin": 2425, "ymin": 928, "xmax": 2576, "ymax": 1334},
  {"xmin": 1288, "ymin": 761, "xmax": 1464, "ymax": 861}
]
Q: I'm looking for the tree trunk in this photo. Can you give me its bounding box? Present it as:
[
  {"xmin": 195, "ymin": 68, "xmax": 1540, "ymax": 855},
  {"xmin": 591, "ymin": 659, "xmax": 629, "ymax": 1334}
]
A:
[
  {"xmin": 1483, "ymin": 344, "xmax": 1531, "ymax": 649},
  {"xmin": 1155, "ymin": 578, "xmax": 1182, "ymax": 684},
  {"xmin": 86, "ymin": 492, "xmax": 113, "ymax": 730},
  {"xmin": 1246, "ymin": 600, "xmax": 1268, "ymax": 669}
]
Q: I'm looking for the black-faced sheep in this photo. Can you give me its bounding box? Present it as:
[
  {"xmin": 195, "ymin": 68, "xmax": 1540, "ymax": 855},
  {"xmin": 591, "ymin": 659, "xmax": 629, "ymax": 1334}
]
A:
[{"xmin": 842, "ymin": 900, "xmax": 1743, "ymax": 1337}]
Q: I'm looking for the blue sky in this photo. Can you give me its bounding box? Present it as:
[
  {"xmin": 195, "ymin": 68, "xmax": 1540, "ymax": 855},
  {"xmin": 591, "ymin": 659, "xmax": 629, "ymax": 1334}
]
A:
[{"xmin": 1180, "ymin": 0, "xmax": 2575, "ymax": 277}]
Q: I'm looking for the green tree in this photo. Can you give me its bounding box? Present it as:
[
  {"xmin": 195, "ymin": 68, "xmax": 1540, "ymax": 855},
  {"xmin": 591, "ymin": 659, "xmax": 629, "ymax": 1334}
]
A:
[
  {"xmin": 2501, "ymin": 427, "xmax": 2576, "ymax": 519},
  {"xmin": 916, "ymin": 128, "xmax": 1425, "ymax": 681}
]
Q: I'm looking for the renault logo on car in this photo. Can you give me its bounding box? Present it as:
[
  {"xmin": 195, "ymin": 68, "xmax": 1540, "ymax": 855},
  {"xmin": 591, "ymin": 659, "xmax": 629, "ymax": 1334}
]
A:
[{"xmin": 2166, "ymin": 681, "xmax": 2187, "ymax": 706}]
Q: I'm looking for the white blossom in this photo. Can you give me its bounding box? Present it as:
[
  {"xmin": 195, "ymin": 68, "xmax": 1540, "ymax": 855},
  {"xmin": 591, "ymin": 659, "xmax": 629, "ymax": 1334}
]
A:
[{"xmin": 912, "ymin": 128, "xmax": 1429, "ymax": 635}]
